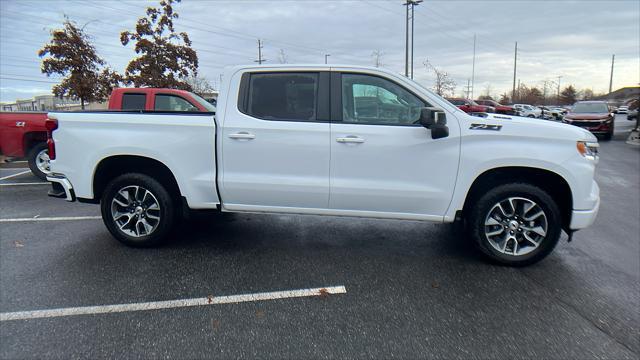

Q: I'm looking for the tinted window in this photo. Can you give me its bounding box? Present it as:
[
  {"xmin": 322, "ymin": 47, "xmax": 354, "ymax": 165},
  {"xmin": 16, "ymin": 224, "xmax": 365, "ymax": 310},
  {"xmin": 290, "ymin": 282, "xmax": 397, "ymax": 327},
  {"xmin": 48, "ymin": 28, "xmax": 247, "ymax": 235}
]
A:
[
  {"xmin": 342, "ymin": 73, "xmax": 426, "ymax": 125},
  {"xmin": 121, "ymin": 94, "xmax": 146, "ymax": 110},
  {"xmin": 449, "ymin": 99, "xmax": 465, "ymax": 106},
  {"xmin": 247, "ymin": 73, "xmax": 318, "ymax": 121},
  {"xmin": 572, "ymin": 102, "xmax": 609, "ymax": 113},
  {"xmin": 154, "ymin": 94, "xmax": 199, "ymax": 111}
]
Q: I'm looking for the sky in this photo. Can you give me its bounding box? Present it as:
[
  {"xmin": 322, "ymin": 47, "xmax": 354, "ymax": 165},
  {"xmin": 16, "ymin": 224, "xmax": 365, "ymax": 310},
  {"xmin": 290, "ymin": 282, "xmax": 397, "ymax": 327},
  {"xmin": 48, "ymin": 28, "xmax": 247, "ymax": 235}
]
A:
[{"xmin": 1, "ymin": 0, "xmax": 639, "ymax": 103}]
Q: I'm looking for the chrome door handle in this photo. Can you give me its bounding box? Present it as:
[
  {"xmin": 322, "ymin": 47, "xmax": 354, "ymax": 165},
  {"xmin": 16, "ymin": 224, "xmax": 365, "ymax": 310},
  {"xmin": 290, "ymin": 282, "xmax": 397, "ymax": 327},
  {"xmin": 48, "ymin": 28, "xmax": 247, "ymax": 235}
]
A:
[
  {"xmin": 336, "ymin": 136, "xmax": 365, "ymax": 144},
  {"xmin": 228, "ymin": 132, "xmax": 255, "ymax": 140}
]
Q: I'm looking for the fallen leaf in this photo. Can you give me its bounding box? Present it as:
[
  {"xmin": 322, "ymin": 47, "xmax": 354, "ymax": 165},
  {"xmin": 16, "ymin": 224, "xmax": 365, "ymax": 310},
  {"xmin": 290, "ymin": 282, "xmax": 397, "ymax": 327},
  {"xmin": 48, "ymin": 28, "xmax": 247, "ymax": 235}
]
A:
[
  {"xmin": 14, "ymin": 241, "xmax": 24, "ymax": 248},
  {"xmin": 431, "ymin": 281, "xmax": 440, "ymax": 289},
  {"xmin": 318, "ymin": 288, "xmax": 329, "ymax": 298},
  {"xmin": 207, "ymin": 295, "xmax": 214, "ymax": 304},
  {"xmin": 256, "ymin": 310, "xmax": 265, "ymax": 318},
  {"xmin": 211, "ymin": 319, "xmax": 220, "ymax": 330}
]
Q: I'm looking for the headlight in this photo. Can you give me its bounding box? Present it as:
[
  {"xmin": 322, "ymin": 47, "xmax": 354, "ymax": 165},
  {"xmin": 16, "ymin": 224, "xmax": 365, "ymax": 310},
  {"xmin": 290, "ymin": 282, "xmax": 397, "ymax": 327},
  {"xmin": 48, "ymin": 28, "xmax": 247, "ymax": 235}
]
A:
[{"xmin": 577, "ymin": 141, "xmax": 599, "ymax": 161}]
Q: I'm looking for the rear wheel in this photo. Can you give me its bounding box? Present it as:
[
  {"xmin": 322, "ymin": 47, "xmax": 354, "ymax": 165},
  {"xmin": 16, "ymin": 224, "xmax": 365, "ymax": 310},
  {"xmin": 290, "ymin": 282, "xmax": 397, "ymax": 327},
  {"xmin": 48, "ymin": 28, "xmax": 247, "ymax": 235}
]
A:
[
  {"xmin": 27, "ymin": 143, "xmax": 50, "ymax": 180},
  {"xmin": 100, "ymin": 173, "xmax": 176, "ymax": 247},
  {"xmin": 468, "ymin": 183, "xmax": 562, "ymax": 266}
]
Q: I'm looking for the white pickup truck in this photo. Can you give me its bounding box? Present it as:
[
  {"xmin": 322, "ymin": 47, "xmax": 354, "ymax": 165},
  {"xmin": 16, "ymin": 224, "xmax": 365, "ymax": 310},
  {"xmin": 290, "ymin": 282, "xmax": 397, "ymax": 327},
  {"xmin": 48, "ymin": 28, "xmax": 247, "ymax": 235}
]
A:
[{"xmin": 45, "ymin": 65, "xmax": 600, "ymax": 266}]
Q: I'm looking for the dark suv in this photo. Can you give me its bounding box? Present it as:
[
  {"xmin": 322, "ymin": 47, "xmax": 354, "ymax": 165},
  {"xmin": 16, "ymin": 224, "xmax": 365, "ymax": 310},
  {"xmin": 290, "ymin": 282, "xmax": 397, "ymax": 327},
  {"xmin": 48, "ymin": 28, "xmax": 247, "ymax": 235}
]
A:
[{"xmin": 563, "ymin": 101, "xmax": 614, "ymax": 140}]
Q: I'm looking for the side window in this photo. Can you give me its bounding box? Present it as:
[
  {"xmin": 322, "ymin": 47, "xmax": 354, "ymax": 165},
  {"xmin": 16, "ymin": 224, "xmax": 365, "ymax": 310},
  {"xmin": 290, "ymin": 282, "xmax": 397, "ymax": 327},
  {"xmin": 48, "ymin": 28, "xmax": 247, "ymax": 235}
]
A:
[
  {"xmin": 246, "ymin": 72, "xmax": 318, "ymax": 121},
  {"xmin": 121, "ymin": 93, "xmax": 146, "ymax": 110},
  {"xmin": 154, "ymin": 94, "xmax": 199, "ymax": 111},
  {"xmin": 341, "ymin": 73, "xmax": 427, "ymax": 125}
]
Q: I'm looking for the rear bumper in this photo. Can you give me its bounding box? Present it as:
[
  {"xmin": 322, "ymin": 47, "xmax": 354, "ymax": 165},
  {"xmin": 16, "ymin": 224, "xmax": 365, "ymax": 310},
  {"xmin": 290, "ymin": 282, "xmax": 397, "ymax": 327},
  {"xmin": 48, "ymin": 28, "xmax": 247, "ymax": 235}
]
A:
[
  {"xmin": 46, "ymin": 174, "xmax": 76, "ymax": 202},
  {"xmin": 570, "ymin": 181, "xmax": 600, "ymax": 230}
]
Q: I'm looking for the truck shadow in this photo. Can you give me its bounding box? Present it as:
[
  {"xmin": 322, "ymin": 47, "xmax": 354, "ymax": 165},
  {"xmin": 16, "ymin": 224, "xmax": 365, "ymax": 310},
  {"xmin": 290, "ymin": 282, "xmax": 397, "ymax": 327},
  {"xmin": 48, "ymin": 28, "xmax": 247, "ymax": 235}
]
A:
[{"xmin": 166, "ymin": 211, "xmax": 481, "ymax": 263}]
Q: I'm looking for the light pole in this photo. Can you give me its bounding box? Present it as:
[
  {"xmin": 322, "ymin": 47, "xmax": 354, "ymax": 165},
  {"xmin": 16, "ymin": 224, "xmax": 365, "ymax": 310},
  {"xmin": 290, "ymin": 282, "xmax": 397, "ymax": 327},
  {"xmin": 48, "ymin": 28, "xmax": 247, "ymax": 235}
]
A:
[
  {"xmin": 325, "ymin": 54, "xmax": 330, "ymax": 64},
  {"xmin": 403, "ymin": 0, "xmax": 422, "ymax": 78},
  {"xmin": 410, "ymin": 0, "xmax": 422, "ymax": 79}
]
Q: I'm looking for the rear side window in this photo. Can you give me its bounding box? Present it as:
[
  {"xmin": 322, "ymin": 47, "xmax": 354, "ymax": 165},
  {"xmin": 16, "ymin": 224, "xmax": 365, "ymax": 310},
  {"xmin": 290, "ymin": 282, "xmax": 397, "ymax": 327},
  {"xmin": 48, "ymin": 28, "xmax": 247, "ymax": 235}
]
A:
[
  {"xmin": 121, "ymin": 93, "xmax": 146, "ymax": 110},
  {"xmin": 154, "ymin": 94, "xmax": 199, "ymax": 111},
  {"xmin": 246, "ymin": 73, "xmax": 318, "ymax": 121}
]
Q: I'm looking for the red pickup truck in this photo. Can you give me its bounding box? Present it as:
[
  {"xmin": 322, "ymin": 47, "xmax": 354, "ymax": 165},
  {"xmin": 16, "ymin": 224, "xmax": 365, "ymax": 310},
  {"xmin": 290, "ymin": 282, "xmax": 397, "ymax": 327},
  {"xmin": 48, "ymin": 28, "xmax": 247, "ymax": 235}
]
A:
[
  {"xmin": 446, "ymin": 98, "xmax": 495, "ymax": 114},
  {"xmin": 0, "ymin": 88, "xmax": 215, "ymax": 179}
]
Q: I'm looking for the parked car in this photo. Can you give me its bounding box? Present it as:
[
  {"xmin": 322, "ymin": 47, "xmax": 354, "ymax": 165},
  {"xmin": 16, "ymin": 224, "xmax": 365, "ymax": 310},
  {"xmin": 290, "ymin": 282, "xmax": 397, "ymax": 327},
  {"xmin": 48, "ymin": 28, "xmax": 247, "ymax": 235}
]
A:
[
  {"xmin": 541, "ymin": 106, "xmax": 568, "ymax": 121},
  {"xmin": 0, "ymin": 88, "xmax": 215, "ymax": 179},
  {"xmin": 563, "ymin": 101, "xmax": 615, "ymax": 140},
  {"xmin": 617, "ymin": 106, "xmax": 629, "ymax": 114},
  {"xmin": 628, "ymin": 109, "xmax": 638, "ymax": 121},
  {"xmin": 474, "ymin": 99, "xmax": 517, "ymax": 115},
  {"xmin": 446, "ymin": 98, "xmax": 495, "ymax": 114},
  {"xmin": 512, "ymin": 104, "xmax": 542, "ymax": 118},
  {"xmin": 45, "ymin": 64, "xmax": 600, "ymax": 267}
]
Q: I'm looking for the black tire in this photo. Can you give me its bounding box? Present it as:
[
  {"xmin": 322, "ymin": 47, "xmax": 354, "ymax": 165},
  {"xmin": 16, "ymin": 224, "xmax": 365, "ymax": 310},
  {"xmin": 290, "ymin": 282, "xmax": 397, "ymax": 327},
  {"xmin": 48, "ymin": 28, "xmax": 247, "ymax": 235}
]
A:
[
  {"xmin": 100, "ymin": 173, "xmax": 176, "ymax": 247},
  {"xmin": 603, "ymin": 122, "xmax": 614, "ymax": 141},
  {"xmin": 27, "ymin": 142, "xmax": 49, "ymax": 180},
  {"xmin": 467, "ymin": 183, "xmax": 562, "ymax": 267}
]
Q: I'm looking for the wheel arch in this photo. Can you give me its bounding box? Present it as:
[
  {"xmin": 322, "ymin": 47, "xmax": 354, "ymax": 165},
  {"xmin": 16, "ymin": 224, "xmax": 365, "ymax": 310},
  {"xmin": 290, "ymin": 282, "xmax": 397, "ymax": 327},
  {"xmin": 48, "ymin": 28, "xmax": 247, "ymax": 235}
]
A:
[
  {"xmin": 461, "ymin": 166, "xmax": 573, "ymax": 230},
  {"xmin": 92, "ymin": 155, "xmax": 182, "ymax": 203},
  {"xmin": 23, "ymin": 131, "xmax": 47, "ymax": 156}
]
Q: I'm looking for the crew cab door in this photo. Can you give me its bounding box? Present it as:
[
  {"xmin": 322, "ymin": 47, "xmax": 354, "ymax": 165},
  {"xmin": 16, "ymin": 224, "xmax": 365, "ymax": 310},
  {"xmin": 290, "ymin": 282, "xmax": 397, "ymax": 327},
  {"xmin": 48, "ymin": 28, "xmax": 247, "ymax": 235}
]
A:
[
  {"xmin": 329, "ymin": 72, "xmax": 460, "ymax": 219},
  {"xmin": 220, "ymin": 71, "xmax": 331, "ymax": 210}
]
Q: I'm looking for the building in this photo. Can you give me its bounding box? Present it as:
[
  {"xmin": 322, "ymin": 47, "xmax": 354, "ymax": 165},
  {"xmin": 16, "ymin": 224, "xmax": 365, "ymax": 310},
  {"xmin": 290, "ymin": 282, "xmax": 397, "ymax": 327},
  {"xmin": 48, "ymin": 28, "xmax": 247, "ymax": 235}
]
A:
[{"xmin": 1, "ymin": 94, "xmax": 105, "ymax": 112}]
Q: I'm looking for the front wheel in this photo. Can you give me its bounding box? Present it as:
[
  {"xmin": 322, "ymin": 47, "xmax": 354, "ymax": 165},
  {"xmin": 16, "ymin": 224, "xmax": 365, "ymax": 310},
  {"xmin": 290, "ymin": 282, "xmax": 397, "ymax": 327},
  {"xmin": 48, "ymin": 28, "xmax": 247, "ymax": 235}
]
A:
[
  {"xmin": 467, "ymin": 183, "xmax": 562, "ymax": 266},
  {"xmin": 101, "ymin": 173, "xmax": 176, "ymax": 247}
]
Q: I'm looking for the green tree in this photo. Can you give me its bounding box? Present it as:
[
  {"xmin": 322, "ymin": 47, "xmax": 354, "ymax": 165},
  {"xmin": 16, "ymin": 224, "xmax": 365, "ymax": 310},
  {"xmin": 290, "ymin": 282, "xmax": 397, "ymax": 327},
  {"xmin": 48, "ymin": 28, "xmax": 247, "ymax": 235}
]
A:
[
  {"xmin": 39, "ymin": 18, "xmax": 121, "ymax": 109},
  {"xmin": 120, "ymin": 0, "xmax": 198, "ymax": 90},
  {"xmin": 560, "ymin": 85, "xmax": 577, "ymax": 105}
]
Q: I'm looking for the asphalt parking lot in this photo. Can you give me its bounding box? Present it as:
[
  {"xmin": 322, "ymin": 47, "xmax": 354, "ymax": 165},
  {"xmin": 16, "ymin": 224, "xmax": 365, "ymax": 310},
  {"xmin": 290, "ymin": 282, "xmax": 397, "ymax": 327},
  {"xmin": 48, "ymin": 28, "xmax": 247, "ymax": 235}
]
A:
[{"xmin": 1, "ymin": 115, "xmax": 638, "ymax": 359}]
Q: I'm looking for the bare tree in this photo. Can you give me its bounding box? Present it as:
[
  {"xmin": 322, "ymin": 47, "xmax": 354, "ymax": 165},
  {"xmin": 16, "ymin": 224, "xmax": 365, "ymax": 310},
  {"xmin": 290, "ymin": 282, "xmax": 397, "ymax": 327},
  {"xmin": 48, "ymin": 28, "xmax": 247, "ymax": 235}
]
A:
[
  {"xmin": 371, "ymin": 50, "xmax": 383, "ymax": 68},
  {"xmin": 120, "ymin": 0, "xmax": 197, "ymax": 90},
  {"xmin": 424, "ymin": 60, "xmax": 456, "ymax": 97},
  {"xmin": 184, "ymin": 75, "xmax": 215, "ymax": 96},
  {"xmin": 277, "ymin": 49, "xmax": 288, "ymax": 64},
  {"xmin": 39, "ymin": 18, "xmax": 121, "ymax": 109}
]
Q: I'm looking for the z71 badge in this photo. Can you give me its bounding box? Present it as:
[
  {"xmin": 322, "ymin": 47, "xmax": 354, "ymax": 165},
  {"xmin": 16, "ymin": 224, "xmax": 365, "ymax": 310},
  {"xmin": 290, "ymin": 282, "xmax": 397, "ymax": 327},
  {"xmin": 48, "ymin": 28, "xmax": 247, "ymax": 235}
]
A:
[{"xmin": 470, "ymin": 123, "xmax": 502, "ymax": 131}]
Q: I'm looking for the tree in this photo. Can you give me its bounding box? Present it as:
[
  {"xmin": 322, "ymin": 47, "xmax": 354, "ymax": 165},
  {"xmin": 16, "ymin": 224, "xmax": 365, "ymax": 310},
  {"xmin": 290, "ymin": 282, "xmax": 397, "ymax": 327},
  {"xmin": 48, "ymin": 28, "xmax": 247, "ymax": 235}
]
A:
[
  {"xmin": 480, "ymin": 84, "xmax": 494, "ymax": 100},
  {"xmin": 424, "ymin": 60, "xmax": 456, "ymax": 97},
  {"xmin": 560, "ymin": 85, "xmax": 577, "ymax": 105},
  {"xmin": 38, "ymin": 18, "xmax": 120, "ymax": 109},
  {"xmin": 184, "ymin": 75, "xmax": 214, "ymax": 96},
  {"xmin": 120, "ymin": 0, "xmax": 197, "ymax": 90},
  {"xmin": 581, "ymin": 88, "xmax": 595, "ymax": 100},
  {"xmin": 499, "ymin": 92, "xmax": 510, "ymax": 104},
  {"xmin": 277, "ymin": 49, "xmax": 288, "ymax": 64}
]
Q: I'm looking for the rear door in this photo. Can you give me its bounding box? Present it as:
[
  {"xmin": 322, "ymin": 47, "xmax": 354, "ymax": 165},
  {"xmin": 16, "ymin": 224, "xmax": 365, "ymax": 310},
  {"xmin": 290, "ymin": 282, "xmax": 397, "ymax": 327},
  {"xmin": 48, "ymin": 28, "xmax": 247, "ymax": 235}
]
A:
[
  {"xmin": 220, "ymin": 71, "xmax": 331, "ymax": 210},
  {"xmin": 329, "ymin": 72, "xmax": 460, "ymax": 219}
]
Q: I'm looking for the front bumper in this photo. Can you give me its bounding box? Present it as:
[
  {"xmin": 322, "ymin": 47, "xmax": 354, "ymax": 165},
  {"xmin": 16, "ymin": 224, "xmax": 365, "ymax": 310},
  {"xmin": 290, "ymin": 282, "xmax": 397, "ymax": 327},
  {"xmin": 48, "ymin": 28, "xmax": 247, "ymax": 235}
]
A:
[
  {"xmin": 46, "ymin": 174, "xmax": 76, "ymax": 202},
  {"xmin": 563, "ymin": 119, "xmax": 613, "ymax": 134},
  {"xmin": 570, "ymin": 180, "xmax": 600, "ymax": 230}
]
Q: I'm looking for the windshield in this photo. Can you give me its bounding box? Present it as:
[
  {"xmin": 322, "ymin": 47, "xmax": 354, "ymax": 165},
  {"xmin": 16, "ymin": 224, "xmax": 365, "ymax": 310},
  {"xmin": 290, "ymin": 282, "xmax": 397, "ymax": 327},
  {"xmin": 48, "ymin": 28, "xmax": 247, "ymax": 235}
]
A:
[
  {"xmin": 572, "ymin": 102, "xmax": 609, "ymax": 113},
  {"xmin": 189, "ymin": 92, "xmax": 217, "ymax": 112}
]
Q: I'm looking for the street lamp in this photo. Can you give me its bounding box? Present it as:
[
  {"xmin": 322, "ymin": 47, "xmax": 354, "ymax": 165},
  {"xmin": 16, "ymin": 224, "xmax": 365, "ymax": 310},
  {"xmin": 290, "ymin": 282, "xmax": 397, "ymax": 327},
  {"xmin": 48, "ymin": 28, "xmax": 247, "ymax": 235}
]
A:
[{"xmin": 404, "ymin": 0, "xmax": 422, "ymax": 78}]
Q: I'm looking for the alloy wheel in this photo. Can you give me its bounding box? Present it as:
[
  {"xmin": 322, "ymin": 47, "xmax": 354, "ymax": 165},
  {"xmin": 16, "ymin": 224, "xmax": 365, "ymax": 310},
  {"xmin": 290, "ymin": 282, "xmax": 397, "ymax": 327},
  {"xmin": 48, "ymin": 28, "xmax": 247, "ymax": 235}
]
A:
[
  {"xmin": 484, "ymin": 197, "xmax": 548, "ymax": 256},
  {"xmin": 110, "ymin": 185, "xmax": 161, "ymax": 237}
]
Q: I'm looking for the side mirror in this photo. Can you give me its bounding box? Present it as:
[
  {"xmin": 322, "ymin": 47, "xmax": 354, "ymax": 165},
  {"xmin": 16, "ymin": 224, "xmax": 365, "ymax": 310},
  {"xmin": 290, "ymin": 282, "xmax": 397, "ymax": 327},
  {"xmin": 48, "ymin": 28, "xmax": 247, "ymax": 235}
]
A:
[{"xmin": 419, "ymin": 107, "xmax": 449, "ymax": 139}]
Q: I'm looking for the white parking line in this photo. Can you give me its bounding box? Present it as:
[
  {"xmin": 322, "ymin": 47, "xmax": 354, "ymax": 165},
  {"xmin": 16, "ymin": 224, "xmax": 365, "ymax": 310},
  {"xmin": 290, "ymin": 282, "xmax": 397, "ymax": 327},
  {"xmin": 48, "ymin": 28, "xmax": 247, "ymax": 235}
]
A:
[
  {"xmin": 0, "ymin": 216, "xmax": 102, "ymax": 223},
  {"xmin": 0, "ymin": 170, "xmax": 31, "ymax": 181},
  {"xmin": 0, "ymin": 182, "xmax": 49, "ymax": 186},
  {"xmin": 0, "ymin": 286, "xmax": 347, "ymax": 321}
]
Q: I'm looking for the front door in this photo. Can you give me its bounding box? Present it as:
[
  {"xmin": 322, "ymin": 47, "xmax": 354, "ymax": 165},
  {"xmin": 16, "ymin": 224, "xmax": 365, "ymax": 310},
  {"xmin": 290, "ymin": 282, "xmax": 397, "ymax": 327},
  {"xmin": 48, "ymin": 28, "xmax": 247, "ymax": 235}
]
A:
[
  {"xmin": 329, "ymin": 72, "xmax": 460, "ymax": 219},
  {"xmin": 221, "ymin": 71, "xmax": 331, "ymax": 211}
]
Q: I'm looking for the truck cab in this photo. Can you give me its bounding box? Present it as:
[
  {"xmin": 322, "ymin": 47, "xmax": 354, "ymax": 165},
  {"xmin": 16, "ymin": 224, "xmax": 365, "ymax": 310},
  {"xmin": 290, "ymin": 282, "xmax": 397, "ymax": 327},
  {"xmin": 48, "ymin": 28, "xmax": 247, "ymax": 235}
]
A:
[{"xmin": 108, "ymin": 88, "xmax": 216, "ymax": 112}]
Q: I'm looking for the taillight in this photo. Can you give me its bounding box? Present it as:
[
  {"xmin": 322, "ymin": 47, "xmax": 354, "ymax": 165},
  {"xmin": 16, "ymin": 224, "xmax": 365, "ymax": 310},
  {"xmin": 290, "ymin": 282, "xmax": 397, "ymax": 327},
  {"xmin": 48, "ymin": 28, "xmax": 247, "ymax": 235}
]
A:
[{"xmin": 45, "ymin": 118, "xmax": 58, "ymax": 160}]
